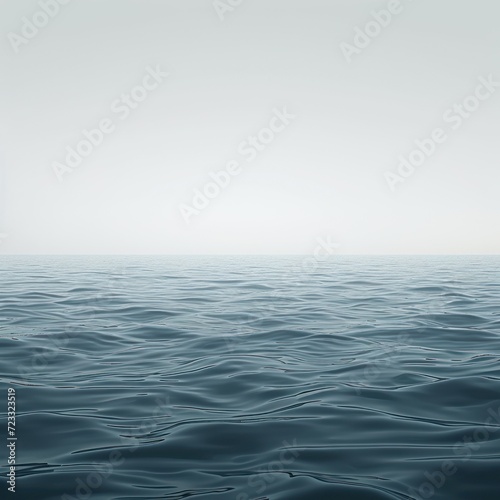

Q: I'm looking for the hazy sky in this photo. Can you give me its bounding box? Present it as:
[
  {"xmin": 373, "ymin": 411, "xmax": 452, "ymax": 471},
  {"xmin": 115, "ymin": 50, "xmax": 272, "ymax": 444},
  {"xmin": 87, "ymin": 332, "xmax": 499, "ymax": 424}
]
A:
[{"xmin": 0, "ymin": 0, "xmax": 499, "ymax": 254}]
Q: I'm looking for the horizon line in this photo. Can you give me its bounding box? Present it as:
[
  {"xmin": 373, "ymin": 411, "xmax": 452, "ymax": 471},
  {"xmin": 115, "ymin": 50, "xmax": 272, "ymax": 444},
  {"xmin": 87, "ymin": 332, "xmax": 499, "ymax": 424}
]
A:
[{"xmin": 1, "ymin": 253, "xmax": 499, "ymax": 257}]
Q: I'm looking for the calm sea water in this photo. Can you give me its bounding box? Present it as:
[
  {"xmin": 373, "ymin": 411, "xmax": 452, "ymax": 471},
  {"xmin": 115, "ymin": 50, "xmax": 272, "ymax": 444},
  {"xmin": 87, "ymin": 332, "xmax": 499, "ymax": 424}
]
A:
[{"xmin": 1, "ymin": 256, "xmax": 500, "ymax": 500}]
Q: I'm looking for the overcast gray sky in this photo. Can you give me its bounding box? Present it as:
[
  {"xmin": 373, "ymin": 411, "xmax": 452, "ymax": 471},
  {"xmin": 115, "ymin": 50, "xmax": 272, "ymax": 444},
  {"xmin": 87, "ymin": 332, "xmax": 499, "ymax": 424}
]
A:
[{"xmin": 0, "ymin": 0, "xmax": 499, "ymax": 254}]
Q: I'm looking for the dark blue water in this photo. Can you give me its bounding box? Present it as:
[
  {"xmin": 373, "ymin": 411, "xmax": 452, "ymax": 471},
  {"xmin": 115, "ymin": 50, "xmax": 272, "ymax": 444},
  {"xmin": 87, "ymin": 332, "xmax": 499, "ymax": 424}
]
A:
[{"xmin": 1, "ymin": 256, "xmax": 500, "ymax": 500}]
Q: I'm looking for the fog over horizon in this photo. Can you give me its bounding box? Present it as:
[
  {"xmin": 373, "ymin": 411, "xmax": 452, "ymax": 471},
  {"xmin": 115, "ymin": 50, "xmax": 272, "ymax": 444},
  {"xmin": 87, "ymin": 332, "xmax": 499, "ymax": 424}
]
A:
[{"xmin": 1, "ymin": 0, "xmax": 499, "ymax": 255}]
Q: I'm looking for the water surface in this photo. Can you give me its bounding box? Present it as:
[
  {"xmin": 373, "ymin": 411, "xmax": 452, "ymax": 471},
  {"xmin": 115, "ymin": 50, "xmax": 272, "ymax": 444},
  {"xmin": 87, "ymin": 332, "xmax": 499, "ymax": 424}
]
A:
[{"xmin": 1, "ymin": 256, "xmax": 499, "ymax": 499}]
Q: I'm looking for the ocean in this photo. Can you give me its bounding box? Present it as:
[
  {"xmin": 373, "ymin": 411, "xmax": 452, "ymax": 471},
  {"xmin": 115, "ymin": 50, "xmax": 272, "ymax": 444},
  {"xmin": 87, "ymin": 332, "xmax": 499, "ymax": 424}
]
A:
[{"xmin": 1, "ymin": 255, "xmax": 499, "ymax": 499}]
